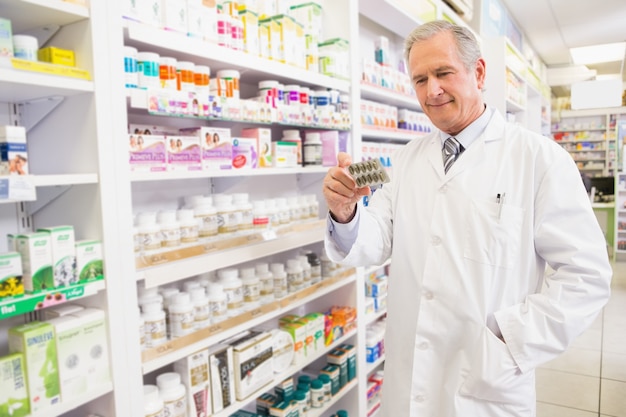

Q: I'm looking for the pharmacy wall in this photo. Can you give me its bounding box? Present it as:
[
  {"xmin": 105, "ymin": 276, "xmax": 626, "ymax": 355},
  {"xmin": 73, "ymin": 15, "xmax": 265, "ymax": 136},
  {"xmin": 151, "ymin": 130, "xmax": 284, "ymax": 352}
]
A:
[{"xmin": 0, "ymin": 1, "xmax": 551, "ymax": 417}]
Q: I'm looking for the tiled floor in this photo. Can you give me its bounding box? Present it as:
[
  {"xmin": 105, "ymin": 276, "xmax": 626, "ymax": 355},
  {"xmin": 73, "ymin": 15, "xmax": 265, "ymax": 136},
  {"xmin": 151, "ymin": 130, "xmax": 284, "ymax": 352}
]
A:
[{"xmin": 536, "ymin": 261, "xmax": 626, "ymax": 417}]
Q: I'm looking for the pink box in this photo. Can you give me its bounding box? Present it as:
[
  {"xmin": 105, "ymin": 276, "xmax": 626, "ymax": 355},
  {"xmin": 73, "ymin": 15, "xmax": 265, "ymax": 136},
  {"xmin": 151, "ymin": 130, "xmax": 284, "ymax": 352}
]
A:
[
  {"xmin": 240, "ymin": 128, "xmax": 272, "ymax": 167},
  {"xmin": 166, "ymin": 135, "xmax": 202, "ymax": 171},
  {"xmin": 231, "ymin": 137, "xmax": 258, "ymax": 169},
  {"xmin": 180, "ymin": 126, "xmax": 232, "ymax": 170},
  {"xmin": 129, "ymin": 134, "xmax": 167, "ymax": 172}
]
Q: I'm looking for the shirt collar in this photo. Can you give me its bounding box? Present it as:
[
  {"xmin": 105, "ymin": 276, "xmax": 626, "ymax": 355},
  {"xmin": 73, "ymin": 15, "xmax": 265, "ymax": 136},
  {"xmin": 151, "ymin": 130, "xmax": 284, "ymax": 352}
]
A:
[{"xmin": 439, "ymin": 105, "xmax": 493, "ymax": 150}]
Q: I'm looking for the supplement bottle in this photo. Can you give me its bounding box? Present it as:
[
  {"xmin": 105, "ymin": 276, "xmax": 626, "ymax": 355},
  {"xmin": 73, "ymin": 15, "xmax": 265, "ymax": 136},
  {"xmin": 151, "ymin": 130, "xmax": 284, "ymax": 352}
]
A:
[
  {"xmin": 310, "ymin": 379, "xmax": 325, "ymax": 408},
  {"xmin": 194, "ymin": 199, "xmax": 218, "ymax": 238},
  {"xmin": 215, "ymin": 194, "xmax": 238, "ymax": 234},
  {"xmin": 177, "ymin": 209, "xmax": 199, "ymax": 243},
  {"xmin": 240, "ymin": 267, "xmax": 261, "ymax": 304},
  {"xmin": 159, "ymin": 56, "xmax": 178, "ymax": 90},
  {"xmin": 232, "ymin": 193, "xmax": 254, "ymax": 231},
  {"xmin": 142, "ymin": 302, "xmax": 167, "ymax": 347},
  {"xmin": 252, "ymin": 200, "xmax": 270, "ymax": 230},
  {"xmin": 157, "ymin": 210, "xmax": 181, "ymax": 248},
  {"xmin": 317, "ymin": 374, "xmax": 332, "ymax": 403},
  {"xmin": 207, "ymin": 282, "xmax": 228, "ymax": 322},
  {"xmin": 137, "ymin": 212, "xmax": 162, "ymax": 250},
  {"xmin": 265, "ymin": 198, "xmax": 281, "ymax": 229},
  {"xmin": 270, "ymin": 262, "xmax": 288, "ymax": 299},
  {"xmin": 156, "ymin": 372, "xmax": 187, "ymax": 417},
  {"xmin": 190, "ymin": 287, "xmax": 211, "ymax": 329},
  {"xmin": 297, "ymin": 255, "xmax": 312, "ymax": 287},
  {"xmin": 296, "ymin": 383, "xmax": 312, "ymax": 411},
  {"xmin": 169, "ymin": 292, "xmax": 195, "ymax": 338},
  {"xmin": 275, "ymin": 197, "xmax": 290, "ymax": 225},
  {"xmin": 138, "ymin": 287, "xmax": 164, "ymax": 311},
  {"xmin": 286, "ymin": 259, "xmax": 304, "ymax": 293},
  {"xmin": 219, "ymin": 268, "xmax": 243, "ymax": 314},
  {"xmin": 304, "ymin": 251, "xmax": 322, "ymax": 284},
  {"xmin": 303, "ymin": 132, "xmax": 322, "ymax": 166},
  {"xmin": 294, "ymin": 390, "xmax": 308, "ymax": 417},
  {"xmin": 143, "ymin": 384, "xmax": 164, "ymax": 417},
  {"xmin": 255, "ymin": 262, "xmax": 274, "ymax": 300}
]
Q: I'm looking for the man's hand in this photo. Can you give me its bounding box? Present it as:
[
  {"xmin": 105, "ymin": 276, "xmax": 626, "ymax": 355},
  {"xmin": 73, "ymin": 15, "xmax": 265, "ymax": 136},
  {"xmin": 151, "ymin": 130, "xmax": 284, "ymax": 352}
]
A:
[{"xmin": 322, "ymin": 152, "xmax": 372, "ymax": 223}]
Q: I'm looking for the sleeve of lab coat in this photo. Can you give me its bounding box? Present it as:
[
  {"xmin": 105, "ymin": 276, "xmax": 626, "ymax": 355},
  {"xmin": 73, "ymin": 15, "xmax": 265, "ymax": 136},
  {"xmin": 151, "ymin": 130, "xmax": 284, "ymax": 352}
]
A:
[{"xmin": 494, "ymin": 145, "xmax": 612, "ymax": 374}]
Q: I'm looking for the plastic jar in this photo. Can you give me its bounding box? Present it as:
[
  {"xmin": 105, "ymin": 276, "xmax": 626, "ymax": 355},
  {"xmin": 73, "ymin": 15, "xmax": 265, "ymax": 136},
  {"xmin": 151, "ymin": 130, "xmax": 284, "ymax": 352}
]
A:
[
  {"xmin": 207, "ymin": 282, "xmax": 228, "ymax": 321},
  {"xmin": 137, "ymin": 212, "xmax": 162, "ymax": 250},
  {"xmin": 317, "ymin": 374, "xmax": 332, "ymax": 403},
  {"xmin": 143, "ymin": 385, "xmax": 164, "ymax": 417},
  {"xmin": 159, "ymin": 57, "xmax": 178, "ymax": 90},
  {"xmin": 285, "ymin": 84, "xmax": 300, "ymax": 106},
  {"xmin": 189, "ymin": 287, "xmax": 210, "ymax": 329},
  {"xmin": 297, "ymin": 383, "xmax": 312, "ymax": 411},
  {"xmin": 219, "ymin": 268, "xmax": 243, "ymax": 312},
  {"xmin": 124, "ymin": 46, "xmax": 139, "ymax": 88},
  {"xmin": 315, "ymin": 90, "xmax": 330, "ymax": 109},
  {"xmin": 307, "ymin": 194, "xmax": 319, "ymax": 219},
  {"xmin": 275, "ymin": 197, "xmax": 290, "ymax": 225},
  {"xmin": 265, "ymin": 199, "xmax": 280, "ymax": 229},
  {"xmin": 240, "ymin": 267, "xmax": 260, "ymax": 304},
  {"xmin": 297, "ymin": 375, "xmax": 312, "ymax": 387},
  {"xmin": 137, "ymin": 51, "xmax": 160, "ymax": 89},
  {"xmin": 259, "ymin": 80, "xmax": 279, "ymax": 108},
  {"xmin": 286, "ymin": 196, "xmax": 302, "ymax": 222},
  {"xmin": 299, "ymin": 87, "xmax": 311, "ymax": 106},
  {"xmin": 183, "ymin": 280, "xmax": 201, "ymax": 293},
  {"xmin": 255, "ymin": 262, "xmax": 274, "ymax": 299},
  {"xmin": 298, "ymin": 195, "xmax": 311, "ymax": 219},
  {"xmin": 138, "ymin": 287, "xmax": 164, "ymax": 310},
  {"xmin": 270, "ymin": 263, "xmax": 288, "ymax": 299},
  {"xmin": 176, "ymin": 61, "xmax": 195, "ymax": 92},
  {"xmin": 194, "ymin": 200, "xmax": 218, "ymax": 238},
  {"xmin": 215, "ymin": 194, "xmax": 238, "ymax": 234},
  {"xmin": 286, "ymin": 259, "xmax": 304, "ymax": 293},
  {"xmin": 294, "ymin": 391, "xmax": 308, "ymax": 417},
  {"xmin": 156, "ymin": 372, "xmax": 187, "ymax": 417},
  {"xmin": 340, "ymin": 94, "xmax": 350, "ymax": 112},
  {"xmin": 252, "ymin": 200, "xmax": 270, "ymax": 230},
  {"xmin": 157, "ymin": 210, "xmax": 181, "ymax": 248},
  {"xmin": 177, "ymin": 209, "xmax": 199, "ymax": 243},
  {"xmin": 216, "ymin": 69, "xmax": 240, "ymax": 99},
  {"xmin": 298, "ymin": 255, "xmax": 312, "ymax": 287},
  {"xmin": 232, "ymin": 193, "xmax": 253, "ymax": 231},
  {"xmin": 305, "ymin": 252, "xmax": 322, "ymax": 284},
  {"xmin": 281, "ymin": 130, "xmax": 302, "ymax": 165},
  {"xmin": 142, "ymin": 302, "xmax": 167, "ymax": 347},
  {"xmin": 169, "ymin": 292, "xmax": 195, "ymax": 338},
  {"xmin": 13, "ymin": 35, "xmax": 38, "ymax": 61},
  {"xmin": 310, "ymin": 379, "xmax": 325, "ymax": 408},
  {"xmin": 303, "ymin": 132, "xmax": 322, "ymax": 166},
  {"xmin": 275, "ymin": 83, "xmax": 285, "ymax": 106},
  {"xmin": 194, "ymin": 65, "xmax": 210, "ymax": 89}
]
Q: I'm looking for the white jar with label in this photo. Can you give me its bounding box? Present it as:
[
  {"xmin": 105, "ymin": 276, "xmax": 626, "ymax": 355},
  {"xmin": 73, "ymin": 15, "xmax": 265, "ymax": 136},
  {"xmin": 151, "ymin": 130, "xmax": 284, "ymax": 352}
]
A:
[
  {"xmin": 138, "ymin": 287, "xmax": 164, "ymax": 311},
  {"xmin": 232, "ymin": 193, "xmax": 254, "ymax": 231},
  {"xmin": 13, "ymin": 35, "xmax": 38, "ymax": 61},
  {"xmin": 143, "ymin": 385, "xmax": 164, "ymax": 417},
  {"xmin": 303, "ymin": 132, "xmax": 322, "ymax": 166},
  {"xmin": 255, "ymin": 262, "xmax": 274, "ymax": 300},
  {"xmin": 298, "ymin": 255, "xmax": 312, "ymax": 287},
  {"xmin": 142, "ymin": 302, "xmax": 167, "ymax": 347},
  {"xmin": 286, "ymin": 259, "xmax": 304, "ymax": 293},
  {"xmin": 177, "ymin": 209, "xmax": 199, "ymax": 243},
  {"xmin": 275, "ymin": 197, "xmax": 291, "ymax": 225},
  {"xmin": 169, "ymin": 292, "xmax": 195, "ymax": 337},
  {"xmin": 219, "ymin": 268, "xmax": 243, "ymax": 314},
  {"xmin": 265, "ymin": 198, "xmax": 281, "ymax": 229},
  {"xmin": 240, "ymin": 267, "xmax": 260, "ymax": 305},
  {"xmin": 207, "ymin": 282, "xmax": 228, "ymax": 322},
  {"xmin": 252, "ymin": 200, "xmax": 270, "ymax": 230},
  {"xmin": 194, "ymin": 199, "xmax": 218, "ymax": 238},
  {"xmin": 157, "ymin": 210, "xmax": 181, "ymax": 247},
  {"xmin": 156, "ymin": 372, "xmax": 187, "ymax": 417},
  {"xmin": 215, "ymin": 194, "xmax": 238, "ymax": 234},
  {"xmin": 137, "ymin": 212, "xmax": 162, "ymax": 250},
  {"xmin": 190, "ymin": 287, "xmax": 211, "ymax": 329},
  {"xmin": 270, "ymin": 263, "xmax": 288, "ymax": 299}
]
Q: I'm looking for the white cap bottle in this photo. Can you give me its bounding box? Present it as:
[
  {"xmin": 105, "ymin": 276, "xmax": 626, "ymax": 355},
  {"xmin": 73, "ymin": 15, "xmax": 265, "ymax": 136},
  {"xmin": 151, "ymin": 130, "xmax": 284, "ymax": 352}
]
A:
[
  {"xmin": 298, "ymin": 255, "xmax": 312, "ymax": 287},
  {"xmin": 156, "ymin": 372, "xmax": 187, "ymax": 417},
  {"xmin": 207, "ymin": 282, "xmax": 228, "ymax": 321},
  {"xmin": 232, "ymin": 193, "xmax": 253, "ymax": 231},
  {"xmin": 143, "ymin": 385, "xmax": 164, "ymax": 417},
  {"xmin": 240, "ymin": 267, "xmax": 260, "ymax": 304},
  {"xmin": 255, "ymin": 262, "xmax": 274, "ymax": 300},
  {"xmin": 270, "ymin": 262, "xmax": 288, "ymax": 299},
  {"xmin": 169, "ymin": 292, "xmax": 195, "ymax": 337},
  {"xmin": 219, "ymin": 268, "xmax": 243, "ymax": 313},
  {"xmin": 142, "ymin": 302, "xmax": 167, "ymax": 347},
  {"xmin": 177, "ymin": 209, "xmax": 199, "ymax": 243},
  {"xmin": 286, "ymin": 259, "xmax": 304, "ymax": 293},
  {"xmin": 137, "ymin": 212, "xmax": 162, "ymax": 250},
  {"xmin": 157, "ymin": 210, "xmax": 181, "ymax": 247},
  {"xmin": 189, "ymin": 287, "xmax": 210, "ymax": 329}
]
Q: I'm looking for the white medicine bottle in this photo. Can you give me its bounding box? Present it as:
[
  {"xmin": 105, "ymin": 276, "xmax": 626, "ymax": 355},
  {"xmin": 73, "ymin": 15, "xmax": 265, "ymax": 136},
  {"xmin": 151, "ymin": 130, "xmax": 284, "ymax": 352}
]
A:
[
  {"xmin": 270, "ymin": 262, "xmax": 288, "ymax": 299},
  {"xmin": 297, "ymin": 255, "xmax": 312, "ymax": 287},
  {"xmin": 142, "ymin": 302, "xmax": 167, "ymax": 348},
  {"xmin": 190, "ymin": 287, "xmax": 210, "ymax": 329},
  {"xmin": 265, "ymin": 198, "xmax": 281, "ymax": 229},
  {"xmin": 286, "ymin": 259, "xmax": 304, "ymax": 293},
  {"xmin": 157, "ymin": 210, "xmax": 181, "ymax": 247},
  {"xmin": 303, "ymin": 132, "xmax": 322, "ymax": 166},
  {"xmin": 252, "ymin": 200, "xmax": 270, "ymax": 230},
  {"xmin": 255, "ymin": 262, "xmax": 274, "ymax": 300},
  {"xmin": 240, "ymin": 267, "xmax": 260, "ymax": 305},
  {"xmin": 156, "ymin": 372, "xmax": 187, "ymax": 417},
  {"xmin": 275, "ymin": 197, "xmax": 290, "ymax": 225},
  {"xmin": 137, "ymin": 212, "xmax": 162, "ymax": 250},
  {"xmin": 169, "ymin": 292, "xmax": 195, "ymax": 338},
  {"xmin": 143, "ymin": 384, "xmax": 164, "ymax": 417},
  {"xmin": 177, "ymin": 209, "xmax": 199, "ymax": 243},
  {"xmin": 218, "ymin": 268, "xmax": 243, "ymax": 314},
  {"xmin": 193, "ymin": 198, "xmax": 218, "ymax": 238},
  {"xmin": 207, "ymin": 282, "xmax": 228, "ymax": 321},
  {"xmin": 139, "ymin": 307, "xmax": 146, "ymax": 350},
  {"xmin": 233, "ymin": 193, "xmax": 254, "ymax": 231},
  {"xmin": 138, "ymin": 287, "xmax": 164, "ymax": 311}
]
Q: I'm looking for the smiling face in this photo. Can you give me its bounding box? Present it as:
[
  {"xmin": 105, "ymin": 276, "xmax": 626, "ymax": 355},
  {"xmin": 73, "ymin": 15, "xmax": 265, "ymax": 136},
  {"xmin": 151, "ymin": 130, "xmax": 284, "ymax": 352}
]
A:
[{"xmin": 408, "ymin": 31, "xmax": 486, "ymax": 136}]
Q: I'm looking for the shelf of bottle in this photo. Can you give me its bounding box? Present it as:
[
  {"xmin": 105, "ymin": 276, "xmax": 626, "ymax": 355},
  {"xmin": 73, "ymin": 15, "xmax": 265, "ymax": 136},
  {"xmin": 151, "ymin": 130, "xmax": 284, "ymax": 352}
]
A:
[
  {"xmin": 308, "ymin": 378, "xmax": 358, "ymax": 417},
  {"xmin": 360, "ymin": 83, "xmax": 421, "ymax": 111},
  {"xmin": 141, "ymin": 269, "xmax": 357, "ymax": 373},
  {"xmin": 124, "ymin": 21, "xmax": 350, "ymax": 93},
  {"xmin": 361, "ymin": 127, "xmax": 426, "ymax": 142},
  {"xmin": 130, "ymin": 166, "xmax": 328, "ymax": 182},
  {"xmin": 552, "ymin": 127, "xmax": 607, "ymax": 133}
]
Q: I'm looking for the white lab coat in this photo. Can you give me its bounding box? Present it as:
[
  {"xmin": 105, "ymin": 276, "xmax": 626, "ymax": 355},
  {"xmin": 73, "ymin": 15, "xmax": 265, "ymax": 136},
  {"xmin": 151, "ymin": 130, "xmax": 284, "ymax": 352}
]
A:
[{"xmin": 325, "ymin": 110, "xmax": 612, "ymax": 417}]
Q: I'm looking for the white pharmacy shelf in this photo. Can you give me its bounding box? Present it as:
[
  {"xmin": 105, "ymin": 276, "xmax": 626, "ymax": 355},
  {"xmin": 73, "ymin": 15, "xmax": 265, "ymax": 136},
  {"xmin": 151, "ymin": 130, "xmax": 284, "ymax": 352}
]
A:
[
  {"xmin": 124, "ymin": 22, "xmax": 350, "ymax": 93},
  {"xmin": 141, "ymin": 270, "xmax": 357, "ymax": 373},
  {"xmin": 130, "ymin": 166, "xmax": 328, "ymax": 182},
  {"xmin": 31, "ymin": 382, "xmax": 113, "ymax": 417},
  {"xmin": 31, "ymin": 173, "xmax": 99, "ymax": 187},
  {"xmin": 361, "ymin": 127, "xmax": 425, "ymax": 142},
  {"xmin": 0, "ymin": 0, "xmax": 88, "ymax": 31},
  {"xmin": 358, "ymin": 0, "xmax": 423, "ymax": 38},
  {"xmin": 364, "ymin": 309, "xmax": 387, "ymax": 327},
  {"xmin": 367, "ymin": 354, "xmax": 386, "ymax": 375},
  {"xmin": 214, "ymin": 331, "xmax": 358, "ymax": 417},
  {"xmin": 360, "ymin": 83, "xmax": 422, "ymax": 112}
]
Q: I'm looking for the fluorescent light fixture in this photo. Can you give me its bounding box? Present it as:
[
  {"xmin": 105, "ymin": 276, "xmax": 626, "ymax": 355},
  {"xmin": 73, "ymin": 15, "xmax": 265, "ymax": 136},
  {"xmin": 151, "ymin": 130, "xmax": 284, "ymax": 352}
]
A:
[{"xmin": 570, "ymin": 42, "xmax": 626, "ymax": 65}]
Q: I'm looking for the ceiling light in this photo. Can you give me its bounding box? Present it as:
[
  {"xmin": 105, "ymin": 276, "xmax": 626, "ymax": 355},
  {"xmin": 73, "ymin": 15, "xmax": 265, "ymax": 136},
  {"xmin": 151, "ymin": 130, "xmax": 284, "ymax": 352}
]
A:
[{"xmin": 570, "ymin": 42, "xmax": 626, "ymax": 65}]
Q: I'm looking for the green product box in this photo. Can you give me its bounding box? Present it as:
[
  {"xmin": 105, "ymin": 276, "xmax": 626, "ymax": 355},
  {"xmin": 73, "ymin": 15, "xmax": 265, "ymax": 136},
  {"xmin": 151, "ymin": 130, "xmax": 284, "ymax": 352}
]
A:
[
  {"xmin": 337, "ymin": 343, "xmax": 357, "ymax": 382},
  {"xmin": 8, "ymin": 321, "xmax": 60, "ymax": 413},
  {"xmin": 327, "ymin": 348, "xmax": 348, "ymax": 389},
  {"xmin": 0, "ymin": 353, "xmax": 29, "ymax": 417},
  {"xmin": 37, "ymin": 226, "xmax": 77, "ymax": 288},
  {"xmin": 319, "ymin": 364, "xmax": 340, "ymax": 395},
  {"xmin": 0, "ymin": 252, "xmax": 23, "ymax": 299},
  {"xmin": 15, "ymin": 232, "xmax": 53, "ymax": 293},
  {"xmin": 75, "ymin": 240, "xmax": 104, "ymax": 283},
  {"xmin": 46, "ymin": 316, "xmax": 86, "ymax": 402},
  {"xmin": 0, "ymin": 18, "xmax": 13, "ymax": 57}
]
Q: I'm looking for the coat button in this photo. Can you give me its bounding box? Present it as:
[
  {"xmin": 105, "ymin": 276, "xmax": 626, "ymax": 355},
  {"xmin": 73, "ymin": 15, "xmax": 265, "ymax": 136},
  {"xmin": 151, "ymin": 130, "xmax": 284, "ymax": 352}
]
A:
[
  {"xmin": 431, "ymin": 236, "xmax": 441, "ymax": 246},
  {"xmin": 413, "ymin": 394, "xmax": 425, "ymax": 403},
  {"xmin": 439, "ymin": 185, "xmax": 448, "ymax": 193},
  {"xmin": 423, "ymin": 291, "xmax": 434, "ymax": 300},
  {"xmin": 418, "ymin": 342, "xmax": 429, "ymax": 350}
]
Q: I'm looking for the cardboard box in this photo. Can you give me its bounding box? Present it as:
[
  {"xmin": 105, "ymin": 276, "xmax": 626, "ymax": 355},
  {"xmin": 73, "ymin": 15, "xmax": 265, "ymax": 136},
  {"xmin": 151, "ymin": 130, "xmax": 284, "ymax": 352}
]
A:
[
  {"xmin": 0, "ymin": 18, "xmax": 13, "ymax": 57},
  {"xmin": 240, "ymin": 128, "xmax": 272, "ymax": 167},
  {"xmin": 15, "ymin": 233, "xmax": 53, "ymax": 293},
  {"xmin": 174, "ymin": 349, "xmax": 211, "ymax": 416},
  {"xmin": 166, "ymin": 135, "xmax": 202, "ymax": 172},
  {"xmin": 70, "ymin": 308, "xmax": 111, "ymax": 391},
  {"xmin": 0, "ymin": 353, "xmax": 29, "ymax": 417},
  {"xmin": 0, "ymin": 252, "xmax": 23, "ymax": 299},
  {"xmin": 180, "ymin": 127, "xmax": 232, "ymax": 171},
  {"xmin": 46, "ymin": 316, "xmax": 87, "ymax": 402},
  {"xmin": 208, "ymin": 344, "xmax": 235, "ymax": 413},
  {"xmin": 75, "ymin": 240, "xmax": 103, "ymax": 283},
  {"xmin": 129, "ymin": 134, "xmax": 167, "ymax": 172},
  {"xmin": 232, "ymin": 330, "xmax": 273, "ymax": 400},
  {"xmin": 8, "ymin": 322, "xmax": 60, "ymax": 413},
  {"xmin": 38, "ymin": 47, "xmax": 75, "ymax": 67},
  {"xmin": 231, "ymin": 137, "xmax": 258, "ymax": 169},
  {"xmin": 37, "ymin": 226, "xmax": 76, "ymax": 287}
]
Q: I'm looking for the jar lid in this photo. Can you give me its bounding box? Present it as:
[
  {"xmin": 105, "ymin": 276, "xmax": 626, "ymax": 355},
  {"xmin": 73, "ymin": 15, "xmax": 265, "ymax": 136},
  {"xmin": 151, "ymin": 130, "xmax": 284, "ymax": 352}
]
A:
[
  {"xmin": 195, "ymin": 65, "xmax": 210, "ymax": 75},
  {"xmin": 137, "ymin": 51, "xmax": 160, "ymax": 60},
  {"xmin": 159, "ymin": 56, "xmax": 177, "ymax": 65},
  {"xmin": 259, "ymin": 80, "xmax": 279, "ymax": 89},
  {"xmin": 143, "ymin": 385, "xmax": 160, "ymax": 402},
  {"xmin": 217, "ymin": 69, "xmax": 240, "ymax": 78},
  {"xmin": 177, "ymin": 61, "xmax": 195, "ymax": 70},
  {"xmin": 156, "ymin": 372, "xmax": 182, "ymax": 390}
]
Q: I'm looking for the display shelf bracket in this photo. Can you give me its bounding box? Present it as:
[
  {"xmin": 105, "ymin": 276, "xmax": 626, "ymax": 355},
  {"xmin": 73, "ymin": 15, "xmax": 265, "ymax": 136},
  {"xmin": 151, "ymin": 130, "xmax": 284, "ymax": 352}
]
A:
[
  {"xmin": 26, "ymin": 183, "xmax": 71, "ymax": 215},
  {"xmin": 15, "ymin": 95, "xmax": 64, "ymax": 132},
  {"xmin": 15, "ymin": 200, "xmax": 33, "ymax": 233}
]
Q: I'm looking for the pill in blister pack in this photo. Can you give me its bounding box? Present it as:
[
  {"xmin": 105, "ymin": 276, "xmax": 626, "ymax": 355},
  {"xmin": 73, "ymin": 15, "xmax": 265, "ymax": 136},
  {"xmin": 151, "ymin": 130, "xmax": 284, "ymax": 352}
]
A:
[{"xmin": 348, "ymin": 159, "xmax": 390, "ymax": 187}]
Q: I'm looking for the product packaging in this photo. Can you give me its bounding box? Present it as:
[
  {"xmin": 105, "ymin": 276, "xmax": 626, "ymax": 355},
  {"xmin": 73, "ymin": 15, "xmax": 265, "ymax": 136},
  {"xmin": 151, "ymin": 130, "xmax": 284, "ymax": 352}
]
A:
[
  {"xmin": 232, "ymin": 330, "xmax": 273, "ymax": 400},
  {"xmin": 174, "ymin": 349, "xmax": 211, "ymax": 417},
  {"xmin": 46, "ymin": 315, "xmax": 87, "ymax": 402},
  {"xmin": 71, "ymin": 308, "xmax": 111, "ymax": 391},
  {"xmin": 272, "ymin": 141, "xmax": 298, "ymax": 167},
  {"xmin": 8, "ymin": 321, "xmax": 60, "ymax": 413},
  {"xmin": 15, "ymin": 232, "xmax": 53, "ymax": 293},
  {"xmin": 0, "ymin": 353, "xmax": 29, "ymax": 417},
  {"xmin": 240, "ymin": 128, "xmax": 272, "ymax": 167},
  {"xmin": 0, "ymin": 125, "xmax": 28, "ymax": 176},
  {"xmin": 180, "ymin": 126, "xmax": 232, "ymax": 170},
  {"xmin": 74, "ymin": 240, "xmax": 104, "ymax": 283},
  {"xmin": 37, "ymin": 226, "xmax": 77, "ymax": 288},
  {"xmin": 0, "ymin": 252, "xmax": 23, "ymax": 299},
  {"xmin": 208, "ymin": 344, "xmax": 235, "ymax": 413},
  {"xmin": 128, "ymin": 134, "xmax": 167, "ymax": 172},
  {"xmin": 337, "ymin": 343, "xmax": 357, "ymax": 382},
  {"xmin": 0, "ymin": 18, "xmax": 13, "ymax": 57},
  {"xmin": 166, "ymin": 135, "xmax": 202, "ymax": 171},
  {"xmin": 327, "ymin": 349, "xmax": 348, "ymax": 389},
  {"xmin": 279, "ymin": 321, "xmax": 306, "ymax": 365},
  {"xmin": 37, "ymin": 47, "xmax": 75, "ymax": 66},
  {"xmin": 231, "ymin": 137, "xmax": 258, "ymax": 169}
]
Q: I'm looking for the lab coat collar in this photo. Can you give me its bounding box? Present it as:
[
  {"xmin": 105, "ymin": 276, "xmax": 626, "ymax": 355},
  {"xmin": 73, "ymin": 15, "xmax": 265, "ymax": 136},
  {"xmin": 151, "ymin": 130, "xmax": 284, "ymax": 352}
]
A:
[{"xmin": 428, "ymin": 109, "xmax": 506, "ymax": 181}]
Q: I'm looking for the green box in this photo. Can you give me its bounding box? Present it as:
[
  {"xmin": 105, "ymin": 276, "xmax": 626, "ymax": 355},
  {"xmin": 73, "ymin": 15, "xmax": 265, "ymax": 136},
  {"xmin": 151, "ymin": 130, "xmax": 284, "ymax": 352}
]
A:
[
  {"xmin": 15, "ymin": 233, "xmax": 53, "ymax": 293},
  {"xmin": 0, "ymin": 18, "xmax": 13, "ymax": 58},
  {"xmin": 8, "ymin": 321, "xmax": 60, "ymax": 413},
  {"xmin": 75, "ymin": 240, "xmax": 104, "ymax": 283},
  {"xmin": 338, "ymin": 343, "xmax": 357, "ymax": 382},
  {"xmin": 0, "ymin": 353, "xmax": 29, "ymax": 417},
  {"xmin": 0, "ymin": 252, "xmax": 23, "ymax": 299},
  {"xmin": 38, "ymin": 226, "xmax": 76, "ymax": 287}
]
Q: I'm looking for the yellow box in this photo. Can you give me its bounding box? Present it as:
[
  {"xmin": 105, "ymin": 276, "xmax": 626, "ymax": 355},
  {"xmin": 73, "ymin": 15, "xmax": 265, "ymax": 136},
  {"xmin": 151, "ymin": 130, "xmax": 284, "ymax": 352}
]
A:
[
  {"xmin": 38, "ymin": 47, "xmax": 76, "ymax": 67},
  {"xmin": 239, "ymin": 9, "xmax": 259, "ymax": 55}
]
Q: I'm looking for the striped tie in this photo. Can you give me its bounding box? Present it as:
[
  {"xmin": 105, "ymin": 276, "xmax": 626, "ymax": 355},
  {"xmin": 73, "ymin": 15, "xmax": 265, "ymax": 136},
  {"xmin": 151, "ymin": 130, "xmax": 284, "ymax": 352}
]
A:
[{"xmin": 442, "ymin": 137, "xmax": 462, "ymax": 174}]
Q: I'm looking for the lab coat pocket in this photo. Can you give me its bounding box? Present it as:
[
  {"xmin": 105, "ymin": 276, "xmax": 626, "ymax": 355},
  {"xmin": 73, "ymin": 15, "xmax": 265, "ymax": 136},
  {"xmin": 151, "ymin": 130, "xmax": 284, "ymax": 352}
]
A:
[
  {"xmin": 460, "ymin": 328, "xmax": 535, "ymax": 407},
  {"xmin": 464, "ymin": 198, "xmax": 524, "ymax": 269}
]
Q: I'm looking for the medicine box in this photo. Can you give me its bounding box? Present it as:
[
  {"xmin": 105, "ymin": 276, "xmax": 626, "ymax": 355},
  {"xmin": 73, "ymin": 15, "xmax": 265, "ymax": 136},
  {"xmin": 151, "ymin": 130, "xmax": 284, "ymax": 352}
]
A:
[
  {"xmin": 208, "ymin": 343, "xmax": 235, "ymax": 413},
  {"xmin": 71, "ymin": 308, "xmax": 111, "ymax": 391},
  {"xmin": 365, "ymin": 275, "xmax": 388, "ymax": 297},
  {"xmin": 8, "ymin": 321, "xmax": 60, "ymax": 413},
  {"xmin": 303, "ymin": 312, "xmax": 325, "ymax": 354},
  {"xmin": 129, "ymin": 134, "xmax": 167, "ymax": 172},
  {"xmin": 75, "ymin": 240, "xmax": 103, "ymax": 283},
  {"xmin": 46, "ymin": 316, "xmax": 87, "ymax": 403},
  {"xmin": 15, "ymin": 232, "xmax": 53, "ymax": 293},
  {"xmin": 279, "ymin": 321, "xmax": 306, "ymax": 365},
  {"xmin": 37, "ymin": 226, "xmax": 77, "ymax": 288},
  {"xmin": 327, "ymin": 348, "xmax": 348, "ymax": 389},
  {"xmin": 272, "ymin": 141, "xmax": 298, "ymax": 168},
  {"xmin": 166, "ymin": 135, "xmax": 202, "ymax": 172},
  {"xmin": 174, "ymin": 349, "xmax": 211, "ymax": 416},
  {"xmin": 232, "ymin": 330, "xmax": 273, "ymax": 400},
  {"xmin": 0, "ymin": 252, "xmax": 23, "ymax": 299},
  {"xmin": 256, "ymin": 392, "xmax": 278, "ymax": 415},
  {"xmin": 0, "ymin": 353, "xmax": 29, "ymax": 417},
  {"xmin": 231, "ymin": 137, "xmax": 258, "ymax": 169},
  {"xmin": 181, "ymin": 126, "xmax": 232, "ymax": 170},
  {"xmin": 337, "ymin": 343, "xmax": 357, "ymax": 382},
  {"xmin": 0, "ymin": 125, "xmax": 28, "ymax": 176},
  {"xmin": 38, "ymin": 47, "xmax": 75, "ymax": 67},
  {"xmin": 0, "ymin": 18, "xmax": 13, "ymax": 57},
  {"xmin": 319, "ymin": 364, "xmax": 340, "ymax": 395},
  {"xmin": 44, "ymin": 303, "xmax": 84, "ymax": 321},
  {"xmin": 162, "ymin": 0, "xmax": 188, "ymax": 33},
  {"xmin": 240, "ymin": 128, "xmax": 272, "ymax": 167}
]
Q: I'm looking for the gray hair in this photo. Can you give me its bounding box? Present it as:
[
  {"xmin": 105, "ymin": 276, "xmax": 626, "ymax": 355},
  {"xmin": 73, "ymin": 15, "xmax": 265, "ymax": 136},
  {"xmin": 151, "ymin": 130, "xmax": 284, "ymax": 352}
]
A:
[{"xmin": 404, "ymin": 20, "xmax": 482, "ymax": 72}]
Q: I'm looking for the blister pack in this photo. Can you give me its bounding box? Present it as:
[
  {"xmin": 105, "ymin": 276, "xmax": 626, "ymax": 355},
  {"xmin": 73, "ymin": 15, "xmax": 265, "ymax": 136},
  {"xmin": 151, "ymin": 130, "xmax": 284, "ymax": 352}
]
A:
[{"xmin": 348, "ymin": 159, "xmax": 390, "ymax": 187}]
